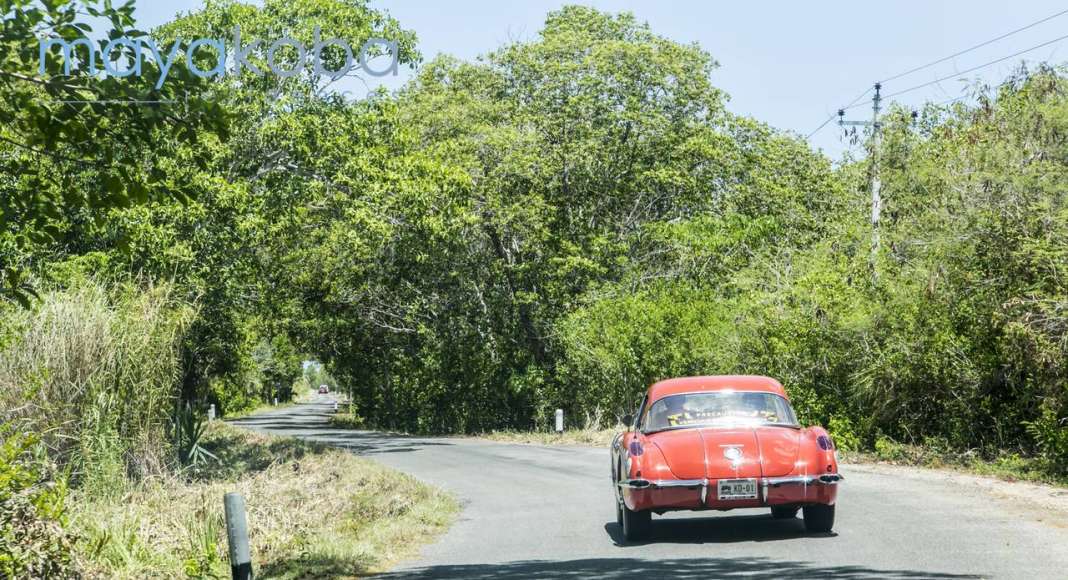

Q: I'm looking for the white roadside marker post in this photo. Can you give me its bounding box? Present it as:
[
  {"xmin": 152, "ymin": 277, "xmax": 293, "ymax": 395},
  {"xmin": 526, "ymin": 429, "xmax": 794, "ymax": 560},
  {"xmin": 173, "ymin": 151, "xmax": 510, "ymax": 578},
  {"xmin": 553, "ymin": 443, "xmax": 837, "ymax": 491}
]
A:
[
  {"xmin": 208, "ymin": 404, "xmax": 216, "ymax": 422},
  {"xmin": 555, "ymin": 409, "xmax": 564, "ymax": 434}
]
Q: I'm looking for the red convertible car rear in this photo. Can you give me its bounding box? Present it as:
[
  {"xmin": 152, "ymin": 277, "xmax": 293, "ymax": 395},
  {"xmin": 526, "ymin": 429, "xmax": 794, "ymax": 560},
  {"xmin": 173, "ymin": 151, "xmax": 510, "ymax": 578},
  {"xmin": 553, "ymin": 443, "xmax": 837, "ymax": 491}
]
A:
[{"xmin": 610, "ymin": 375, "xmax": 842, "ymax": 541}]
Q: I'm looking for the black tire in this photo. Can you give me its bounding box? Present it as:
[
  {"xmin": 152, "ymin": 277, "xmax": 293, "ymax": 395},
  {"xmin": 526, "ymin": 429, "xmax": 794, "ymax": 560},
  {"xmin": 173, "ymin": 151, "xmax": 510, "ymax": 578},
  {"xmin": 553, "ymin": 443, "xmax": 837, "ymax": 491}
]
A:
[
  {"xmin": 615, "ymin": 494, "xmax": 624, "ymax": 526},
  {"xmin": 771, "ymin": 505, "xmax": 799, "ymax": 519},
  {"xmin": 621, "ymin": 504, "xmax": 652, "ymax": 541},
  {"xmin": 802, "ymin": 503, "xmax": 835, "ymax": 533}
]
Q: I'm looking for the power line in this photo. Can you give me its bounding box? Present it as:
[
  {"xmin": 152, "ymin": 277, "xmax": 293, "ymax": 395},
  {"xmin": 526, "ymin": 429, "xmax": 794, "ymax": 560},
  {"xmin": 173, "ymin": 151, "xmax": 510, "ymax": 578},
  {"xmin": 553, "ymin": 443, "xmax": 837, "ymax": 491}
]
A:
[
  {"xmin": 806, "ymin": 7, "xmax": 1068, "ymax": 139},
  {"xmin": 933, "ymin": 94, "xmax": 972, "ymax": 108},
  {"xmin": 880, "ymin": 7, "xmax": 1068, "ymax": 84},
  {"xmin": 805, "ymin": 86, "xmax": 872, "ymax": 139},
  {"xmin": 835, "ymin": 31, "xmax": 1068, "ymax": 112},
  {"xmin": 882, "ymin": 31, "xmax": 1068, "ymax": 99}
]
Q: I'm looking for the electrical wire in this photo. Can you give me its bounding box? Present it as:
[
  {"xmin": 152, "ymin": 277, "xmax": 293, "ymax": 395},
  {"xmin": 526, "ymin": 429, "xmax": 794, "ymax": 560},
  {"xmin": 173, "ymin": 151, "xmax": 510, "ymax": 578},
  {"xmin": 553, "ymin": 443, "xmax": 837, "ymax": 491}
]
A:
[
  {"xmin": 805, "ymin": 86, "xmax": 873, "ymax": 139},
  {"xmin": 879, "ymin": 7, "xmax": 1068, "ymax": 84},
  {"xmin": 882, "ymin": 31, "xmax": 1068, "ymax": 99},
  {"xmin": 806, "ymin": 8, "xmax": 1068, "ymax": 139}
]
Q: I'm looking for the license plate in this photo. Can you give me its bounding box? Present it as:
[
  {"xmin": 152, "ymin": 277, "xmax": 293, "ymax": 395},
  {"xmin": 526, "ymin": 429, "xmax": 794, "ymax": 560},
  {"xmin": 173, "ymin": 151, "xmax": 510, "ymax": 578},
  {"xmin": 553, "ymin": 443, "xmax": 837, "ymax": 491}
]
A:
[{"xmin": 717, "ymin": 478, "xmax": 757, "ymax": 500}]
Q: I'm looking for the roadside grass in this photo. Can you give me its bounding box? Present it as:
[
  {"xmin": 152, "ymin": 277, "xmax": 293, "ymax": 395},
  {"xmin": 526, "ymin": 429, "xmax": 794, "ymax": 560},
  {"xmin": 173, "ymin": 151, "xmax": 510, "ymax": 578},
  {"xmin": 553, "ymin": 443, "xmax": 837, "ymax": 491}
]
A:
[
  {"xmin": 218, "ymin": 388, "xmax": 325, "ymax": 421},
  {"xmin": 223, "ymin": 398, "xmax": 298, "ymax": 420},
  {"xmin": 69, "ymin": 423, "xmax": 458, "ymax": 579},
  {"xmin": 328, "ymin": 409, "xmax": 620, "ymax": 447},
  {"xmin": 476, "ymin": 427, "xmax": 619, "ymax": 447},
  {"xmin": 841, "ymin": 437, "xmax": 1068, "ymax": 487},
  {"xmin": 331, "ymin": 411, "xmax": 366, "ymax": 431}
]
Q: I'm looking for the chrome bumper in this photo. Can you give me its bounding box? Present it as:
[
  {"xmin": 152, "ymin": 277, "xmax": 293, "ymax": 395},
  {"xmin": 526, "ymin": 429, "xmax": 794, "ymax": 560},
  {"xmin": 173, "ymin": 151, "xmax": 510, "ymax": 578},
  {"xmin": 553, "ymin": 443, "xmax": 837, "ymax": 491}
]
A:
[{"xmin": 618, "ymin": 473, "xmax": 842, "ymax": 502}]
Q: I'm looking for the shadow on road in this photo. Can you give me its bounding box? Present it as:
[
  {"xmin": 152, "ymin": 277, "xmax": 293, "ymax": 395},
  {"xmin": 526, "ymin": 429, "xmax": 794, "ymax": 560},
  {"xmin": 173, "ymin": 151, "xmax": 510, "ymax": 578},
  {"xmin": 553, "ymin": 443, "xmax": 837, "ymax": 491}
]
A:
[
  {"xmin": 603, "ymin": 513, "xmax": 830, "ymax": 545},
  {"xmin": 227, "ymin": 405, "xmax": 454, "ymax": 455},
  {"xmin": 375, "ymin": 556, "xmax": 981, "ymax": 579}
]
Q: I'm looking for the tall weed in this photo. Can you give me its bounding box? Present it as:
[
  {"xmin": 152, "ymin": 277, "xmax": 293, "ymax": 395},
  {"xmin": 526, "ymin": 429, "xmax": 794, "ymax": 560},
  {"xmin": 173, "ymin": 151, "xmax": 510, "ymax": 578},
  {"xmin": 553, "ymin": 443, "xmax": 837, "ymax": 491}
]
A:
[{"xmin": 0, "ymin": 281, "xmax": 194, "ymax": 490}]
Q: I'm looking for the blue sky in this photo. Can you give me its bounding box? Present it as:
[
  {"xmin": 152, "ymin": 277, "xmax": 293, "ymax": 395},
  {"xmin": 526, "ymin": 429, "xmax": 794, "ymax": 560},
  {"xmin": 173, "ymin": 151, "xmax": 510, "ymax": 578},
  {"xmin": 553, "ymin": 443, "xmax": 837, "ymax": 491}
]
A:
[{"xmin": 131, "ymin": 1, "xmax": 1068, "ymax": 160}]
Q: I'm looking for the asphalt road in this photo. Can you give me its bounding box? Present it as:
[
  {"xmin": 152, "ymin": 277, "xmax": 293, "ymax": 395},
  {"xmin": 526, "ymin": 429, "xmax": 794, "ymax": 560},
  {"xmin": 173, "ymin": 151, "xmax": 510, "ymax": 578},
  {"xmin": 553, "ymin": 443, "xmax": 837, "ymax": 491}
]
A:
[{"xmin": 230, "ymin": 398, "xmax": 1068, "ymax": 579}]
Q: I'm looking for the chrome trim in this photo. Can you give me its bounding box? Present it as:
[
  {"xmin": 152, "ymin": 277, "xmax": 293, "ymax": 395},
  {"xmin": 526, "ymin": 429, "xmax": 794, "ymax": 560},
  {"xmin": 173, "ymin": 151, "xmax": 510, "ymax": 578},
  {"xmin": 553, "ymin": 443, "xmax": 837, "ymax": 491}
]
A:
[
  {"xmin": 618, "ymin": 478, "xmax": 705, "ymax": 489},
  {"xmin": 619, "ymin": 473, "xmax": 842, "ymax": 492},
  {"xmin": 764, "ymin": 473, "xmax": 843, "ymax": 487}
]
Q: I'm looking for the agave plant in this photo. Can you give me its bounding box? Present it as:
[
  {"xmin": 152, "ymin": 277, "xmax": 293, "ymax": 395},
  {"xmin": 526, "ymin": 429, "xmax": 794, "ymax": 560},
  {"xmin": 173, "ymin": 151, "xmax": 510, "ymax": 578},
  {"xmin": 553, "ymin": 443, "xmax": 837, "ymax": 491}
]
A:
[{"xmin": 172, "ymin": 405, "xmax": 219, "ymax": 468}]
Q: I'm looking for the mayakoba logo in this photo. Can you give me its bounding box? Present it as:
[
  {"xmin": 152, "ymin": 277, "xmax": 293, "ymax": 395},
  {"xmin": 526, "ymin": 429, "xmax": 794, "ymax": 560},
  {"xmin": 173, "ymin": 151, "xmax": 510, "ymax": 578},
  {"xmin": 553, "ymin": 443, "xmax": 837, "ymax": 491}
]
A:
[{"xmin": 39, "ymin": 26, "xmax": 398, "ymax": 89}]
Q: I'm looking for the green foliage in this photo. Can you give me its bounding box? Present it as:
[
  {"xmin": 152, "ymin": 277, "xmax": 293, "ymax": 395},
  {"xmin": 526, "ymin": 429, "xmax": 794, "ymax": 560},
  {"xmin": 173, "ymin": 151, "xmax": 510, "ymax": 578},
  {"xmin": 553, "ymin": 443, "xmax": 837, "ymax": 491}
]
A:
[
  {"xmin": 172, "ymin": 406, "xmax": 219, "ymax": 469},
  {"xmin": 1025, "ymin": 406, "xmax": 1068, "ymax": 476},
  {"xmin": 0, "ymin": 0, "xmax": 227, "ymax": 305},
  {"xmin": 0, "ymin": 427, "xmax": 77, "ymax": 579},
  {"xmin": 181, "ymin": 507, "xmax": 224, "ymax": 578}
]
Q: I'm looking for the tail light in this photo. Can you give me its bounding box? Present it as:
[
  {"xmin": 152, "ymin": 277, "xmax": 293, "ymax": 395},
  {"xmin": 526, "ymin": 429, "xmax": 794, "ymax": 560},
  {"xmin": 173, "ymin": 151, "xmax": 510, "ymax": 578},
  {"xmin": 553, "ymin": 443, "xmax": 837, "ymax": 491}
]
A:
[
  {"xmin": 628, "ymin": 440, "xmax": 644, "ymax": 456},
  {"xmin": 817, "ymin": 434, "xmax": 833, "ymax": 451}
]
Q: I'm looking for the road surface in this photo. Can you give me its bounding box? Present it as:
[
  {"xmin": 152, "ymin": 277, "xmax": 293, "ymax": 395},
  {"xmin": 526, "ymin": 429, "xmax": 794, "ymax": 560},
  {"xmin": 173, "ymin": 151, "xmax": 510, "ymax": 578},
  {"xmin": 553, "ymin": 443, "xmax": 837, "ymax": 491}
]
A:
[{"xmin": 230, "ymin": 398, "xmax": 1068, "ymax": 579}]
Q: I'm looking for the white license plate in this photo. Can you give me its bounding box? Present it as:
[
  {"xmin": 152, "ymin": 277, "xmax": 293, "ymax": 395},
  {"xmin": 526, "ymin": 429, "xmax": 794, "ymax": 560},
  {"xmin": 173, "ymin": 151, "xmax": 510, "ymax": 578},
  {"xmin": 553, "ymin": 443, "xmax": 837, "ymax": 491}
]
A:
[{"xmin": 717, "ymin": 478, "xmax": 757, "ymax": 500}]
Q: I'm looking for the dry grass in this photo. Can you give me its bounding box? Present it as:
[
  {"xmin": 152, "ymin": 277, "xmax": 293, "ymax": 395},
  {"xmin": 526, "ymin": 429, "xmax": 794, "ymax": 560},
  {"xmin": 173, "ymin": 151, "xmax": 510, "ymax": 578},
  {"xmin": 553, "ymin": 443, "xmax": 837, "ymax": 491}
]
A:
[
  {"xmin": 70, "ymin": 423, "xmax": 458, "ymax": 579},
  {"xmin": 328, "ymin": 406, "xmax": 621, "ymax": 448},
  {"xmin": 475, "ymin": 427, "xmax": 619, "ymax": 447},
  {"xmin": 0, "ymin": 282, "xmax": 192, "ymax": 491}
]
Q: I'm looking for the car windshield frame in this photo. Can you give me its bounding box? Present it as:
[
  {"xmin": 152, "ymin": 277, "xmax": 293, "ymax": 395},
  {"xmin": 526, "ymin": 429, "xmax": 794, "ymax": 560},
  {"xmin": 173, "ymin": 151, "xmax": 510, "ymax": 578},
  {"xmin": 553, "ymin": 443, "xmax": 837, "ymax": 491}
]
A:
[{"xmin": 640, "ymin": 390, "xmax": 800, "ymax": 433}]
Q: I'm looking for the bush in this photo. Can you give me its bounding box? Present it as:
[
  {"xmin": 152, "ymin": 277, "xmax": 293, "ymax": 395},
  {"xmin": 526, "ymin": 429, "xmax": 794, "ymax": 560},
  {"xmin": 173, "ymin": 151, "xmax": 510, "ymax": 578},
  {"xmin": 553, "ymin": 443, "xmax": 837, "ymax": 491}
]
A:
[
  {"xmin": 0, "ymin": 428, "xmax": 77, "ymax": 579},
  {"xmin": 1025, "ymin": 406, "xmax": 1068, "ymax": 477}
]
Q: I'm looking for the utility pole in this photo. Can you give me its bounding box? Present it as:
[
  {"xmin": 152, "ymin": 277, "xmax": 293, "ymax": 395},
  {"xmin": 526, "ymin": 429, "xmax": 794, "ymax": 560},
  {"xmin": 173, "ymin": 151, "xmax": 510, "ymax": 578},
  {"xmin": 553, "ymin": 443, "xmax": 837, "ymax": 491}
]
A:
[{"xmin": 839, "ymin": 82, "xmax": 883, "ymax": 283}]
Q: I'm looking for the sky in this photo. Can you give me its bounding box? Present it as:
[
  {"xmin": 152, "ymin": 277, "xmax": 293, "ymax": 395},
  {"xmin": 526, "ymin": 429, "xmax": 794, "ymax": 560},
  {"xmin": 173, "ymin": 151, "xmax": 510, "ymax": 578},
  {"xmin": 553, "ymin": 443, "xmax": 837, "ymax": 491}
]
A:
[{"xmin": 130, "ymin": 0, "xmax": 1068, "ymax": 160}]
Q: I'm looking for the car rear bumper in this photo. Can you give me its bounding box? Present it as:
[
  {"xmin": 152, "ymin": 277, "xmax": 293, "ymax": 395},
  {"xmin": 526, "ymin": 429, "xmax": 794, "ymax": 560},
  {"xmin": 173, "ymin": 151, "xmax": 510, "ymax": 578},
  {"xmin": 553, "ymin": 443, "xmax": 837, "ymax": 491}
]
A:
[{"xmin": 618, "ymin": 473, "xmax": 841, "ymax": 511}]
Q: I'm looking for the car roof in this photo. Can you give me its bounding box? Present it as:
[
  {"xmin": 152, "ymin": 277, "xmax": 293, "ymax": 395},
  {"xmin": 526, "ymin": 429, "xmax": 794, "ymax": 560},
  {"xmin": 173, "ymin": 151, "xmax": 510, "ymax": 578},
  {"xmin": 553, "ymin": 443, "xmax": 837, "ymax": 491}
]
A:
[{"xmin": 646, "ymin": 375, "xmax": 787, "ymax": 402}]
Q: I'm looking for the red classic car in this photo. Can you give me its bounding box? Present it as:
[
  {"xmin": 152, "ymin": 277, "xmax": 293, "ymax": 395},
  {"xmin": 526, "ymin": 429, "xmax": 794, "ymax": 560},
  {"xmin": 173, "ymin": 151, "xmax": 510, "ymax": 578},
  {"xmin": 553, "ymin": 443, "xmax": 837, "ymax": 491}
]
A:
[{"xmin": 610, "ymin": 375, "xmax": 842, "ymax": 541}]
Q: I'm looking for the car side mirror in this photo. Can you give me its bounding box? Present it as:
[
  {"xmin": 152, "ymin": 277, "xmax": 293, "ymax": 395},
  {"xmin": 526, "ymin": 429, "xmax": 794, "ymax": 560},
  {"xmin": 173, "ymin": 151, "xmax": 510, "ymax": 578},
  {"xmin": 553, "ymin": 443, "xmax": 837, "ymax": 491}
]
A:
[{"xmin": 621, "ymin": 414, "xmax": 633, "ymax": 430}]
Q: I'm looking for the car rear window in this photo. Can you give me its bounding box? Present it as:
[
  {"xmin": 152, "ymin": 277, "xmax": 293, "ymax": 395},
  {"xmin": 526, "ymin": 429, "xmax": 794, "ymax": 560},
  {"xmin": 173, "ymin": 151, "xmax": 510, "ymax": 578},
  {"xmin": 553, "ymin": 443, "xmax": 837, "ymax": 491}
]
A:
[{"xmin": 643, "ymin": 391, "xmax": 799, "ymax": 431}]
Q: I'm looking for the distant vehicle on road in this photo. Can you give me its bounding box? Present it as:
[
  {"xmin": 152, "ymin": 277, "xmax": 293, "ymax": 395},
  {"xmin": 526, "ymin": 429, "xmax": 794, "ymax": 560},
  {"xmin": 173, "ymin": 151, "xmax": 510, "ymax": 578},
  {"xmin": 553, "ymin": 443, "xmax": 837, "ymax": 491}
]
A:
[
  {"xmin": 318, "ymin": 385, "xmax": 329, "ymax": 394},
  {"xmin": 610, "ymin": 375, "xmax": 842, "ymax": 541}
]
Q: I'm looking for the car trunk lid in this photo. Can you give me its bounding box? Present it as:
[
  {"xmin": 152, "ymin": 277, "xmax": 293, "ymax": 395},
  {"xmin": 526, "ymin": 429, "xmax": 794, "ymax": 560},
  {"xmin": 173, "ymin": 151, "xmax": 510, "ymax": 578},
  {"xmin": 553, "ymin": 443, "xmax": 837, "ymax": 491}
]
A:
[
  {"xmin": 649, "ymin": 427, "xmax": 761, "ymax": 479},
  {"xmin": 649, "ymin": 425, "xmax": 801, "ymax": 479}
]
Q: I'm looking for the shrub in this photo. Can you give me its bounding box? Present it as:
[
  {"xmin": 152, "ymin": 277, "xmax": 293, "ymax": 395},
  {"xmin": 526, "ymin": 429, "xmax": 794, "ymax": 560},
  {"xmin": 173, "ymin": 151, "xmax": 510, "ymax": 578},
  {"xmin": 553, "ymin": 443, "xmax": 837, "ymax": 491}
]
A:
[
  {"xmin": 0, "ymin": 428, "xmax": 77, "ymax": 579},
  {"xmin": 1025, "ymin": 405, "xmax": 1068, "ymax": 477}
]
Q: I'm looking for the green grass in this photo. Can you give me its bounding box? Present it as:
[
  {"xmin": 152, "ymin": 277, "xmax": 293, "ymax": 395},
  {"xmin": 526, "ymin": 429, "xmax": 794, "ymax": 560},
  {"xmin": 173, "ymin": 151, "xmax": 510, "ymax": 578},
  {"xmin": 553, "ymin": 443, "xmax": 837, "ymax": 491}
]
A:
[
  {"xmin": 331, "ymin": 411, "xmax": 367, "ymax": 430},
  {"xmin": 222, "ymin": 399, "xmax": 297, "ymax": 420},
  {"xmin": 69, "ymin": 423, "xmax": 459, "ymax": 579},
  {"xmin": 841, "ymin": 437, "xmax": 1068, "ymax": 487}
]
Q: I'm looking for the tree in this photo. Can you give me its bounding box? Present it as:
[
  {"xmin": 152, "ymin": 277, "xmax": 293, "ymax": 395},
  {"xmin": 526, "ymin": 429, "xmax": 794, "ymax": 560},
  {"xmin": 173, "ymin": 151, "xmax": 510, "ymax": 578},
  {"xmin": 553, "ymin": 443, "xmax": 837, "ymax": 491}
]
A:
[{"xmin": 0, "ymin": 0, "xmax": 227, "ymax": 305}]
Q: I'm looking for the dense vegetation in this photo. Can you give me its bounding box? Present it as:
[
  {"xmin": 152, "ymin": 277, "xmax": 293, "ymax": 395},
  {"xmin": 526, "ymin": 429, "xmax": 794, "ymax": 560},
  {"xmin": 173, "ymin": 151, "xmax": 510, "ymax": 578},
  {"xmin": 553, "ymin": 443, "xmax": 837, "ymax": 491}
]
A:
[{"xmin": 1, "ymin": 0, "xmax": 1067, "ymax": 572}]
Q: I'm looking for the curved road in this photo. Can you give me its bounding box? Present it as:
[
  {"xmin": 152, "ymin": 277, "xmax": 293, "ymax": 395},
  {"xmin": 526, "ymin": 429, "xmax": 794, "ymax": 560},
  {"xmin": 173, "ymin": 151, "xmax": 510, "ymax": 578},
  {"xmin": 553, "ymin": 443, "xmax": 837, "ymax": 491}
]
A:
[{"xmin": 231, "ymin": 398, "xmax": 1068, "ymax": 579}]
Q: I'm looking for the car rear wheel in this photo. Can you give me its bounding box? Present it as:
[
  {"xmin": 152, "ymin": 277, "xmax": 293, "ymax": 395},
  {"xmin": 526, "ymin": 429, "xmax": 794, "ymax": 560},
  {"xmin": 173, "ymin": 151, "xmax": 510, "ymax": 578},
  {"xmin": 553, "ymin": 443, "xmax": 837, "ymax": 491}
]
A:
[
  {"xmin": 802, "ymin": 503, "xmax": 835, "ymax": 533},
  {"xmin": 621, "ymin": 504, "xmax": 651, "ymax": 541},
  {"xmin": 771, "ymin": 505, "xmax": 799, "ymax": 519}
]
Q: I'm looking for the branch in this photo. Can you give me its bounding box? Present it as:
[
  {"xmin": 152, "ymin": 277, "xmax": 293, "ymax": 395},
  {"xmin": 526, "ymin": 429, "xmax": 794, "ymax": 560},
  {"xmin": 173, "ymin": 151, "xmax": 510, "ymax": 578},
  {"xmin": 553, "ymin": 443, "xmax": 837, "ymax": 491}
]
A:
[{"xmin": 0, "ymin": 133, "xmax": 94, "ymax": 165}]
